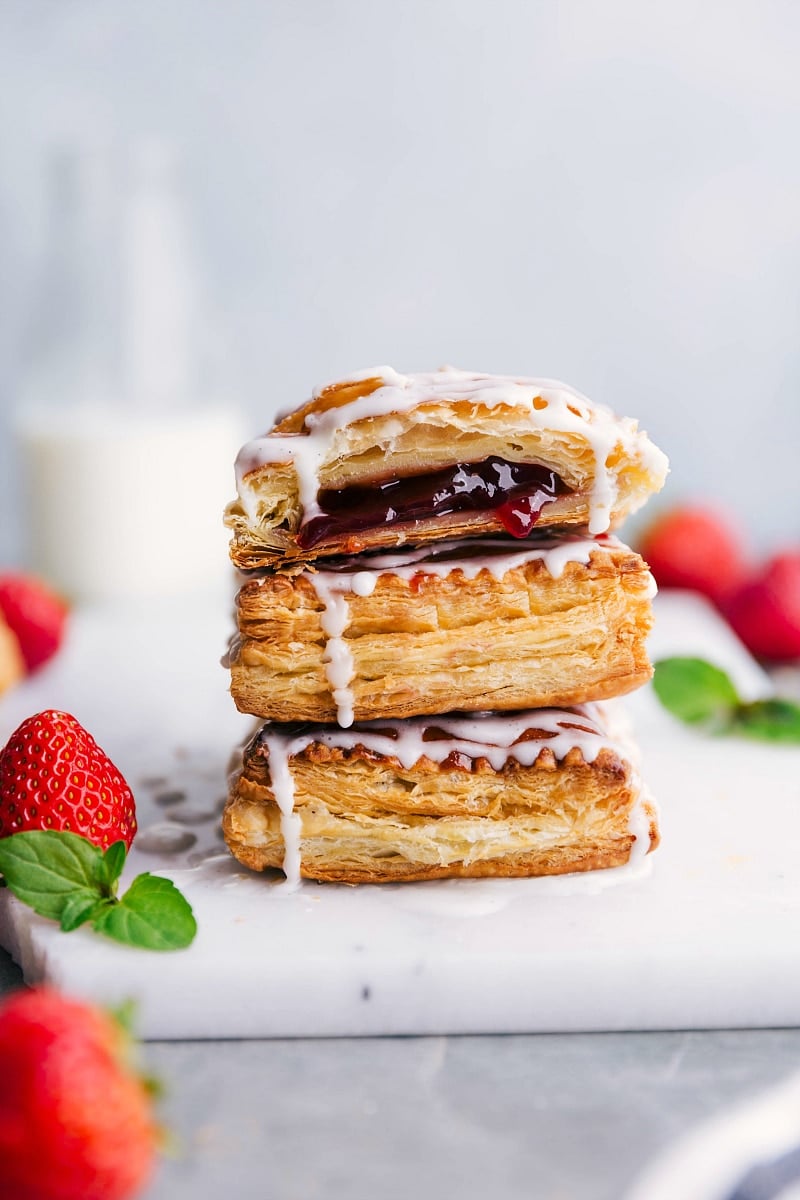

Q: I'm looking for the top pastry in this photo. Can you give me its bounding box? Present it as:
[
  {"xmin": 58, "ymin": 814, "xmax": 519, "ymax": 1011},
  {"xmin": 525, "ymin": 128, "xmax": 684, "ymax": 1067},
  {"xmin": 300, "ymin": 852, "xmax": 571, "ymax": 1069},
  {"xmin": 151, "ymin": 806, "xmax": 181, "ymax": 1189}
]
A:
[{"xmin": 226, "ymin": 367, "xmax": 668, "ymax": 569}]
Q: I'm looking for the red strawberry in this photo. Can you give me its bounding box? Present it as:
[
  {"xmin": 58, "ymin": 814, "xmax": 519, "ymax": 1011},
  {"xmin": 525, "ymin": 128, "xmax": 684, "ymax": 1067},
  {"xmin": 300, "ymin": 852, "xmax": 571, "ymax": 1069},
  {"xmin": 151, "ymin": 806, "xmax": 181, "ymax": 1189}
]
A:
[
  {"xmin": 0, "ymin": 572, "xmax": 68, "ymax": 673},
  {"xmin": 724, "ymin": 553, "xmax": 800, "ymax": 661},
  {"xmin": 0, "ymin": 987, "xmax": 158, "ymax": 1200},
  {"xmin": 0, "ymin": 711, "xmax": 137, "ymax": 850},
  {"xmin": 637, "ymin": 505, "xmax": 747, "ymax": 606}
]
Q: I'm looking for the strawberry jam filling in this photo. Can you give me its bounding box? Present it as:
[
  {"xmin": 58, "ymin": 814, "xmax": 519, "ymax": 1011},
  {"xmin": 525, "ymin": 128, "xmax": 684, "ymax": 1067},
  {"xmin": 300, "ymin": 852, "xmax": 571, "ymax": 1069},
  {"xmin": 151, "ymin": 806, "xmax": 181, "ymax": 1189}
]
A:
[{"xmin": 296, "ymin": 457, "xmax": 569, "ymax": 548}]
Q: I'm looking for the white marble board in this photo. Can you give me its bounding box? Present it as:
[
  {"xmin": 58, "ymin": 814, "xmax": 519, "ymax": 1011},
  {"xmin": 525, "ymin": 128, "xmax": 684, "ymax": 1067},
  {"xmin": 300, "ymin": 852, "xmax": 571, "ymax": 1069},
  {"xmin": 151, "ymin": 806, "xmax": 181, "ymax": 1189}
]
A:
[{"xmin": 1, "ymin": 590, "xmax": 798, "ymax": 1040}]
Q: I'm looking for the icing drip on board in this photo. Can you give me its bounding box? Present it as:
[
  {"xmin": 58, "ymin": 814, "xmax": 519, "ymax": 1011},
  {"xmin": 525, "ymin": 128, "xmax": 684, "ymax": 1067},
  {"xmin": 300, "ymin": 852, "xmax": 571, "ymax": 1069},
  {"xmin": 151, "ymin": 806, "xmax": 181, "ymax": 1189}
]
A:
[
  {"xmin": 253, "ymin": 703, "xmax": 653, "ymax": 889},
  {"xmin": 234, "ymin": 367, "xmax": 668, "ymax": 537}
]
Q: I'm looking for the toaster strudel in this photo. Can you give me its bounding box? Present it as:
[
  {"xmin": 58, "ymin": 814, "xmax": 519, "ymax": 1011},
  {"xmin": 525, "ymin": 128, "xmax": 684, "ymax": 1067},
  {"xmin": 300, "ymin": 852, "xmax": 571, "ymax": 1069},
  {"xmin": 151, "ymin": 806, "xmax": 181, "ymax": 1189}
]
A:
[
  {"xmin": 229, "ymin": 535, "xmax": 656, "ymax": 726},
  {"xmin": 222, "ymin": 705, "xmax": 658, "ymax": 884},
  {"xmin": 226, "ymin": 367, "xmax": 668, "ymax": 569}
]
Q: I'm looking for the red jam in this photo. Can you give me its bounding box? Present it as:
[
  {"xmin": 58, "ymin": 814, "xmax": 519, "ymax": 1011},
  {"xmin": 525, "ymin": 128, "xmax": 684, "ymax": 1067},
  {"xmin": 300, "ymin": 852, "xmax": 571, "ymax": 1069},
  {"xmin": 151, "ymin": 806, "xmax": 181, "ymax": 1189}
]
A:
[{"xmin": 296, "ymin": 457, "xmax": 568, "ymax": 549}]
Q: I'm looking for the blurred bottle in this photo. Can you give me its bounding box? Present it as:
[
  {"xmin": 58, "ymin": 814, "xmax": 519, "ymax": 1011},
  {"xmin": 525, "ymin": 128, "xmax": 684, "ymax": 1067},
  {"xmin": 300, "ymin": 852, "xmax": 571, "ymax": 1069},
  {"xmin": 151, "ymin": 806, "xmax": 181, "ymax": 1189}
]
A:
[
  {"xmin": 124, "ymin": 141, "xmax": 193, "ymax": 411},
  {"xmin": 16, "ymin": 142, "xmax": 243, "ymax": 603},
  {"xmin": 18, "ymin": 148, "xmax": 120, "ymax": 410}
]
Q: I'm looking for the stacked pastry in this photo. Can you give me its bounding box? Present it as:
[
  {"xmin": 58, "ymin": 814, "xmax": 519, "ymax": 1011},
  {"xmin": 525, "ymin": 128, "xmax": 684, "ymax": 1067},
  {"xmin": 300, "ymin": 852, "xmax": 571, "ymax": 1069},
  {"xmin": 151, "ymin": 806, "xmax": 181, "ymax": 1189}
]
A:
[{"xmin": 222, "ymin": 368, "xmax": 668, "ymax": 885}]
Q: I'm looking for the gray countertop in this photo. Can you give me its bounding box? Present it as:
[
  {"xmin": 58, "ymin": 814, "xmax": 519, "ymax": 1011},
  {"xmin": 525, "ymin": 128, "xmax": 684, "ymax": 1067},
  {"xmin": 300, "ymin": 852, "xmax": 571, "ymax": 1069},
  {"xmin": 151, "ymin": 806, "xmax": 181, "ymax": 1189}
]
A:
[{"xmin": 3, "ymin": 946, "xmax": 798, "ymax": 1200}]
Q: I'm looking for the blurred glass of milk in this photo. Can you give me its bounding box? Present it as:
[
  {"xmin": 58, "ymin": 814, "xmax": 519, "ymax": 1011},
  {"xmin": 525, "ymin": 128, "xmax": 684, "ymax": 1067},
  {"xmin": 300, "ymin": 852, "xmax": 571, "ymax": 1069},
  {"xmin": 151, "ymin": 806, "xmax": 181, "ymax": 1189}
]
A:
[{"xmin": 16, "ymin": 143, "xmax": 244, "ymax": 602}]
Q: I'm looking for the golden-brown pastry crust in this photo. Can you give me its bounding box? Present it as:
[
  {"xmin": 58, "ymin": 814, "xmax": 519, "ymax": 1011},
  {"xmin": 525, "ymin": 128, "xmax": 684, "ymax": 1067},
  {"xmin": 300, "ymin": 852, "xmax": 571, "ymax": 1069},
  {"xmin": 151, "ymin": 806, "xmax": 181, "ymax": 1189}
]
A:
[
  {"xmin": 0, "ymin": 618, "xmax": 23, "ymax": 697},
  {"xmin": 229, "ymin": 496, "xmax": 602, "ymax": 570},
  {"xmin": 229, "ymin": 541, "xmax": 655, "ymax": 722},
  {"xmin": 226, "ymin": 369, "xmax": 668, "ymax": 568},
  {"xmin": 222, "ymin": 712, "xmax": 659, "ymax": 883}
]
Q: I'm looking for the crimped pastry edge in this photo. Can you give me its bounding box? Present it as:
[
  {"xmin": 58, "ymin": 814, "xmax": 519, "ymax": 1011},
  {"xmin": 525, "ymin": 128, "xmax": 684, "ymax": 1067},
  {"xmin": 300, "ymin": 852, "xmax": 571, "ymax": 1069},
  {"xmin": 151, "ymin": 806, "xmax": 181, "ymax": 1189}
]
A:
[{"xmin": 222, "ymin": 720, "xmax": 659, "ymax": 884}]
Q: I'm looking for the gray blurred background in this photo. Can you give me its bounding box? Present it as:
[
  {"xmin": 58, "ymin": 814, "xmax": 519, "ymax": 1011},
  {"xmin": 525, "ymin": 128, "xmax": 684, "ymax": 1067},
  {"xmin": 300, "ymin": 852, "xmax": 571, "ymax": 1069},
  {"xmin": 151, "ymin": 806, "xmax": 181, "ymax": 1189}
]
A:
[{"xmin": 1, "ymin": 0, "xmax": 799, "ymax": 568}]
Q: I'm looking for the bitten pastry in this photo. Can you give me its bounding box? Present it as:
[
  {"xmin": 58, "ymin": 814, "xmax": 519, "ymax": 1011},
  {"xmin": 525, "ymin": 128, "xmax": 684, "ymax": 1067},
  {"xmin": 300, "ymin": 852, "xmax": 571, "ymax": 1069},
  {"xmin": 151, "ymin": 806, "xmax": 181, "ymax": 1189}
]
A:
[
  {"xmin": 222, "ymin": 704, "xmax": 659, "ymax": 884},
  {"xmin": 228, "ymin": 535, "xmax": 657, "ymax": 726},
  {"xmin": 226, "ymin": 367, "xmax": 668, "ymax": 569}
]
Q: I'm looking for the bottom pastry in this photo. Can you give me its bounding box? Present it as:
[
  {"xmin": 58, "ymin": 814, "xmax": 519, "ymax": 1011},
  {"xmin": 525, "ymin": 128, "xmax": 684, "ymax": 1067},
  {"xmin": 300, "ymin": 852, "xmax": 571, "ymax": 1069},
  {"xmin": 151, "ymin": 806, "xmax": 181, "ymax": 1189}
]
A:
[{"xmin": 222, "ymin": 705, "xmax": 658, "ymax": 885}]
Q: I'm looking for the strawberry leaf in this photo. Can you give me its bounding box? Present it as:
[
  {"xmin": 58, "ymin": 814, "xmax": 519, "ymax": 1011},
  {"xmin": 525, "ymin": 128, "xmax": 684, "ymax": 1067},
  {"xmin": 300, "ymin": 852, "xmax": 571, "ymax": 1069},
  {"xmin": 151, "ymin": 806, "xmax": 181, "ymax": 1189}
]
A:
[
  {"xmin": 0, "ymin": 830, "xmax": 105, "ymax": 921},
  {"xmin": 92, "ymin": 874, "xmax": 197, "ymax": 951}
]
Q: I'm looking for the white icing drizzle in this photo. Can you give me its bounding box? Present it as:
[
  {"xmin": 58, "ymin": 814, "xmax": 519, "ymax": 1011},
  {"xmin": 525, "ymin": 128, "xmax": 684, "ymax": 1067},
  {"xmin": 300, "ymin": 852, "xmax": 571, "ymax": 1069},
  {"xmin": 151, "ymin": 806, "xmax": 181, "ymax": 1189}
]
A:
[
  {"xmin": 234, "ymin": 367, "xmax": 668, "ymax": 536},
  {"xmin": 351, "ymin": 571, "xmax": 379, "ymax": 597},
  {"xmin": 256, "ymin": 703, "xmax": 652, "ymax": 887},
  {"xmin": 309, "ymin": 573, "xmax": 357, "ymax": 729},
  {"xmin": 301, "ymin": 535, "xmax": 625, "ymax": 728},
  {"xmin": 643, "ymin": 571, "xmax": 659, "ymax": 601},
  {"xmin": 313, "ymin": 532, "xmax": 610, "ymax": 585},
  {"xmin": 625, "ymin": 781, "xmax": 655, "ymax": 869},
  {"xmin": 259, "ymin": 732, "xmax": 304, "ymax": 893},
  {"xmin": 597, "ymin": 702, "xmax": 655, "ymax": 872}
]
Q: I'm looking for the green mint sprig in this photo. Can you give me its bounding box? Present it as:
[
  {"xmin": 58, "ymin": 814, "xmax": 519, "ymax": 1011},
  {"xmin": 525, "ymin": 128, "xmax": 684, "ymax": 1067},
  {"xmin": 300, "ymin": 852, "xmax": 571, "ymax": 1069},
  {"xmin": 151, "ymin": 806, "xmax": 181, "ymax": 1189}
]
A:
[
  {"xmin": 0, "ymin": 830, "xmax": 196, "ymax": 950},
  {"xmin": 653, "ymin": 657, "xmax": 800, "ymax": 743}
]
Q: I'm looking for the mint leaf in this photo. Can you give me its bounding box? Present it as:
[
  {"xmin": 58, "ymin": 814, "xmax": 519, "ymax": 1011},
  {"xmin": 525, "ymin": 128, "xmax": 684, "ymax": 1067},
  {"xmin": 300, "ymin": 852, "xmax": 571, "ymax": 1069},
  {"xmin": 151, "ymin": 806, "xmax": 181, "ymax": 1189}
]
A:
[
  {"xmin": 93, "ymin": 874, "xmax": 197, "ymax": 951},
  {"xmin": 653, "ymin": 657, "xmax": 800, "ymax": 744},
  {"xmin": 99, "ymin": 841, "xmax": 127, "ymax": 892},
  {"xmin": 653, "ymin": 657, "xmax": 739, "ymax": 726},
  {"xmin": 109, "ymin": 998, "xmax": 139, "ymax": 1037},
  {"xmin": 733, "ymin": 698, "xmax": 800, "ymax": 743},
  {"xmin": 0, "ymin": 830, "xmax": 197, "ymax": 951},
  {"xmin": 59, "ymin": 892, "xmax": 109, "ymax": 933},
  {"xmin": 0, "ymin": 830, "xmax": 105, "ymax": 921}
]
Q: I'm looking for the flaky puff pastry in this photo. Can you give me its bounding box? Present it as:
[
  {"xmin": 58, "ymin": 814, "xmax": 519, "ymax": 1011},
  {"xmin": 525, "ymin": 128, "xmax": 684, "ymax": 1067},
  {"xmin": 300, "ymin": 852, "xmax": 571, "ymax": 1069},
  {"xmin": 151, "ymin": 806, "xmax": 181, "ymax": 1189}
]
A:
[
  {"xmin": 222, "ymin": 706, "xmax": 659, "ymax": 883},
  {"xmin": 228, "ymin": 536, "xmax": 656, "ymax": 724},
  {"xmin": 226, "ymin": 367, "xmax": 668, "ymax": 569},
  {"xmin": 0, "ymin": 618, "xmax": 23, "ymax": 697}
]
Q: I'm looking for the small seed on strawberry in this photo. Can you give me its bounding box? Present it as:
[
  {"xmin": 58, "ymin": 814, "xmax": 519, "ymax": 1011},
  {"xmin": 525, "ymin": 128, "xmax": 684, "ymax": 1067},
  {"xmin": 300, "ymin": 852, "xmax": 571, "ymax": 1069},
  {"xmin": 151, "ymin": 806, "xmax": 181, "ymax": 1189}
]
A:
[{"xmin": 0, "ymin": 712, "xmax": 138, "ymax": 851}]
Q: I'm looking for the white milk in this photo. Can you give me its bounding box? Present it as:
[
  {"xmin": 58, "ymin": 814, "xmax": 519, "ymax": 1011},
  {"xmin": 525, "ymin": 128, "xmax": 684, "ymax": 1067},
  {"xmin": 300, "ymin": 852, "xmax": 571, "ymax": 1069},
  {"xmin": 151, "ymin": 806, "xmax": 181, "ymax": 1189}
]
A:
[
  {"xmin": 14, "ymin": 144, "xmax": 242, "ymax": 601},
  {"xmin": 17, "ymin": 404, "xmax": 244, "ymax": 601}
]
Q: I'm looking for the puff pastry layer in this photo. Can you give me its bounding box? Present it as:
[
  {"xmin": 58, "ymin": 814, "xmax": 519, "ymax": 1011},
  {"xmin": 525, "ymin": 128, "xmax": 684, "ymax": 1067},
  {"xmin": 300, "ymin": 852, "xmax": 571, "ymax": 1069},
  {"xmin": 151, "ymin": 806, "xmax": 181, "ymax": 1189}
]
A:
[
  {"xmin": 228, "ymin": 536, "xmax": 656, "ymax": 723},
  {"xmin": 0, "ymin": 619, "xmax": 23, "ymax": 698},
  {"xmin": 222, "ymin": 706, "xmax": 659, "ymax": 883},
  {"xmin": 226, "ymin": 367, "xmax": 668, "ymax": 568}
]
